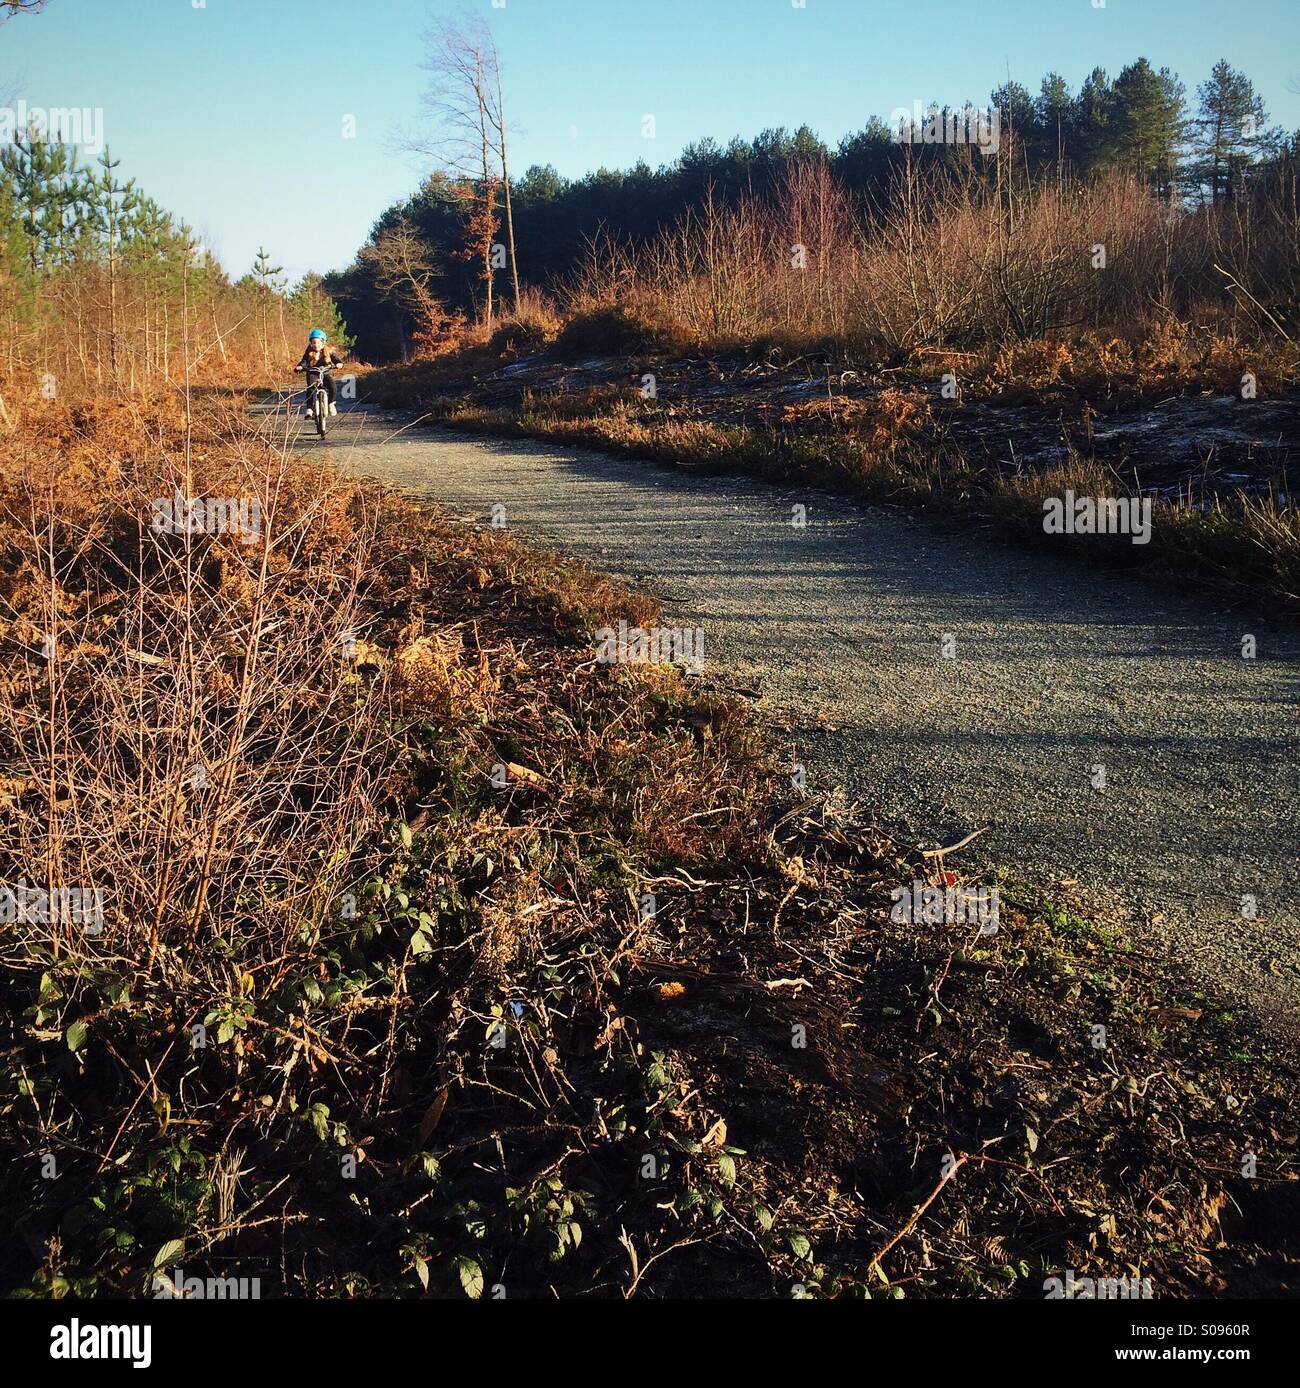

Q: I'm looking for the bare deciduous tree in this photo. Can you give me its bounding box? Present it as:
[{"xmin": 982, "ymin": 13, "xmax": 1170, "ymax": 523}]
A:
[
  {"xmin": 413, "ymin": 15, "xmax": 520, "ymax": 324},
  {"xmin": 1, "ymin": 0, "xmax": 51, "ymax": 22},
  {"xmin": 359, "ymin": 217, "xmax": 445, "ymax": 358}
]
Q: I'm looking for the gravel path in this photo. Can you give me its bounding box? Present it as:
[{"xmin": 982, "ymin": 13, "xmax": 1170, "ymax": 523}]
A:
[{"xmin": 293, "ymin": 406, "xmax": 1300, "ymax": 1026}]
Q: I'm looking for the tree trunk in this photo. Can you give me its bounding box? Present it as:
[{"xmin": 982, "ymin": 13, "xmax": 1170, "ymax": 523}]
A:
[{"xmin": 495, "ymin": 63, "xmax": 521, "ymax": 310}]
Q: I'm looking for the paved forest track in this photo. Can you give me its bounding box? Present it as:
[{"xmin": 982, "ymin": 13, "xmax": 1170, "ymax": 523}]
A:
[{"xmin": 280, "ymin": 405, "xmax": 1300, "ymax": 1028}]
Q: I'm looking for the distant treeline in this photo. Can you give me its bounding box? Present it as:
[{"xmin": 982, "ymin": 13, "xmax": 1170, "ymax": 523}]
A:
[{"xmin": 329, "ymin": 57, "xmax": 1298, "ymax": 362}]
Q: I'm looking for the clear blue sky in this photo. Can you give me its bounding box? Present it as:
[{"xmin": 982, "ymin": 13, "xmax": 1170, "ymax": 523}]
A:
[{"xmin": 4, "ymin": 0, "xmax": 1298, "ymax": 284}]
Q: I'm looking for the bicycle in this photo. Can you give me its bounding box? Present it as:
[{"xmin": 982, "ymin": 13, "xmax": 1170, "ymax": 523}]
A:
[{"xmin": 296, "ymin": 363, "xmax": 331, "ymax": 438}]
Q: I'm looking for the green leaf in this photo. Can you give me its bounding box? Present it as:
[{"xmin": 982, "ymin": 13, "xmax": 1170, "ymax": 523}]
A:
[
  {"xmin": 717, "ymin": 1152, "xmax": 736, "ymax": 1188},
  {"xmin": 787, "ymin": 1231, "xmax": 812, "ymax": 1261},
  {"xmin": 398, "ymin": 822, "xmax": 413, "ymax": 851},
  {"xmin": 153, "ymin": 1239, "xmax": 184, "ymax": 1269},
  {"xmin": 410, "ymin": 929, "xmax": 432, "ymax": 956},
  {"xmin": 455, "ymin": 1255, "xmax": 484, "ymax": 1300},
  {"xmin": 66, "ymin": 1020, "xmax": 88, "ymax": 1052}
]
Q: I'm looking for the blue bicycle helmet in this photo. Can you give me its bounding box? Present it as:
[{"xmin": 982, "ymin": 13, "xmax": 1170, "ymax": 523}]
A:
[{"xmin": 309, "ymin": 328, "xmax": 326, "ymax": 340}]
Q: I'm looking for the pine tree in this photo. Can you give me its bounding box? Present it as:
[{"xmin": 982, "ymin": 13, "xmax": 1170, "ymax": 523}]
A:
[
  {"xmin": 90, "ymin": 148, "xmax": 140, "ymax": 377},
  {"xmin": 1075, "ymin": 68, "xmax": 1117, "ymax": 175},
  {"xmin": 1034, "ymin": 74, "xmax": 1076, "ymax": 172},
  {"xmin": 251, "ymin": 245, "xmax": 284, "ymax": 369},
  {"xmin": 990, "ymin": 81, "xmax": 1038, "ymax": 169},
  {"xmin": 124, "ymin": 196, "xmax": 176, "ymax": 378},
  {"xmin": 1191, "ymin": 60, "xmax": 1269, "ymax": 204},
  {"xmin": 0, "ymin": 134, "xmax": 79, "ymax": 275},
  {"xmin": 1111, "ymin": 59, "xmax": 1187, "ymax": 197}
]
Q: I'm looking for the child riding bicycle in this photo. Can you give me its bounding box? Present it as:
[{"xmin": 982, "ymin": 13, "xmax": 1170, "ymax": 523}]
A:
[{"xmin": 294, "ymin": 329, "xmax": 343, "ymax": 416}]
